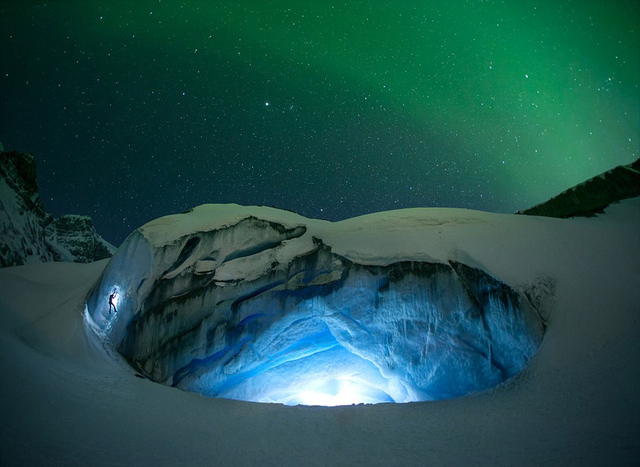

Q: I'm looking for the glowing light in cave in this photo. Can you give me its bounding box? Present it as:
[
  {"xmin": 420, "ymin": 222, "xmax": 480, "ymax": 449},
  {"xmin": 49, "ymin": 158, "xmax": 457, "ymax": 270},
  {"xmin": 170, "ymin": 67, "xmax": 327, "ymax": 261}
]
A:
[
  {"xmin": 83, "ymin": 283, "xmax": 126, "ymax": 332},
  {"xmin": 247, "ymin": 359, "xmax": 399, "ymax": 406},
  {"xmin": 285, "ymin": 378, "xmax": 386, "ymax": 406}
]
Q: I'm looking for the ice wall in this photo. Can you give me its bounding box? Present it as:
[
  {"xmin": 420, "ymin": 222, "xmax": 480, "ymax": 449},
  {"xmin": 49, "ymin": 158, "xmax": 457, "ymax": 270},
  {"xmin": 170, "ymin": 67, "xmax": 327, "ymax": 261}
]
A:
[{"xmin": 86, "ymin": 206, "xmax": 547, "ymax": 405}]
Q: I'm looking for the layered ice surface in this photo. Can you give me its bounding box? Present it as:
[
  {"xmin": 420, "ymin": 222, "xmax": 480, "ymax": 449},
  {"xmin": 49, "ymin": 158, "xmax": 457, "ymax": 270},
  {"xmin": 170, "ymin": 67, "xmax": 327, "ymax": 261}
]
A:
[{"xmin": 86, "ymin": 204, "xmax": 547, "ymax": 405}]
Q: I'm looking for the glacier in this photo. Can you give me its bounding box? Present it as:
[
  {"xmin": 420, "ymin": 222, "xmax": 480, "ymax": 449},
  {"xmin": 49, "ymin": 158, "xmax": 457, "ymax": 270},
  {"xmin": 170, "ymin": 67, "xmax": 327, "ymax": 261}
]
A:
[
  {"xmin": 1, "ymin": 197, "xmax": 638, "ymax": 465},
  {"xmin": 86, "ymin": 205, "xmax": 547, "ymax": 405}
]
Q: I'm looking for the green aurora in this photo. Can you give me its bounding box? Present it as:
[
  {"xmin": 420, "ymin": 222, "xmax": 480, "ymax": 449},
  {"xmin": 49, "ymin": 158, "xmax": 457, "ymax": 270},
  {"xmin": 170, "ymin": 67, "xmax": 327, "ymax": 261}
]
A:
[
  {"xmin": 196, "ymin": 1, "xmax": 639, "ymax": 199},
  {"xmin": 1, "ymin": 1, "xmax": 638, "ymax": 243}
]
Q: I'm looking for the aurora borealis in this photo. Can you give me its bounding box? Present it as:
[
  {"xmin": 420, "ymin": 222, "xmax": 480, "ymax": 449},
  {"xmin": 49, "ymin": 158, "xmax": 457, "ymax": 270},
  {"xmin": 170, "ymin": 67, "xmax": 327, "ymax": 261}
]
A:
[{"xmin": 1, "ymin": 1, "xmax": 638, "ymax": 244}]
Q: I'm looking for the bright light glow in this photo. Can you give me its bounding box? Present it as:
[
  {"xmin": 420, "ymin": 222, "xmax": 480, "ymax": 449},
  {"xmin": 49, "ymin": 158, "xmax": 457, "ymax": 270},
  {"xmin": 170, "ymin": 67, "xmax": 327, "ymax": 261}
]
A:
[
  {"xmin": 111, "ymin": 289, "xmax": 121, "ymax": 308},
  {"xmin": 269, "ymin": 375, "xmax": 394, "ymax": 406},
  {"xmin": 291, "ymin": 380, "xmax": 376, "ymax": 406},
  {"xmin": 106, "ymin": 285, "xmax": 123, "ymax": 320}
]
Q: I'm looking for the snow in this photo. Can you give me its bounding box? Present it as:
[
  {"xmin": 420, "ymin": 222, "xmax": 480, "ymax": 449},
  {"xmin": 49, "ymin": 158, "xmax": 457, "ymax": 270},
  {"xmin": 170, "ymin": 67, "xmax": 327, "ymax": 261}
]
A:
[
  {"xmin": 140, "ymin": 203, "xmax": 316, "ymax": 248},
  {"xmin": 1, "ymin": 198, "xmax": 639, "ymax": 465}
]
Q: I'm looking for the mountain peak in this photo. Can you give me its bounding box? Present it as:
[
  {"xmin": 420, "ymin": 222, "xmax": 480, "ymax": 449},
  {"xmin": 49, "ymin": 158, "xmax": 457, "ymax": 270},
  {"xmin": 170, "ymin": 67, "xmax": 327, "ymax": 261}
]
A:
[{"xmin": 0, "ymin": 148, "xmax": 115, "ymax": 267}]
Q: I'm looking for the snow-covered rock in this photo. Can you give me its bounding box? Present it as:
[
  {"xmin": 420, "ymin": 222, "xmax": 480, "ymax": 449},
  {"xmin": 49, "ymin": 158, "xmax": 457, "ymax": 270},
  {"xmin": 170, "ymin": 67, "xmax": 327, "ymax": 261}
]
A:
[
  {"xmin": 87, "ymin": 205, "xmax": 547, "ymax": 404},
  {"xmin": 45, "ymin": 214, "xmax": 116, "ymax": 263},
  {"xmin": 519, "ymin": 157, "xmax": 640, "ymax": 218},
  {"xmin": 0, "ymin": 148, "xmax": 116, "ymax": 267}
]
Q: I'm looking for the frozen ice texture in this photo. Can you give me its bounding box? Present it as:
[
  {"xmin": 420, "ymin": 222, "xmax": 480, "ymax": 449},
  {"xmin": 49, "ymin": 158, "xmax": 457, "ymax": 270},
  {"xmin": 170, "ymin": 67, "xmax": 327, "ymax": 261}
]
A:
[{"xmin": 87, "ymin": 205, "xmax": 547, "ymax": 404}]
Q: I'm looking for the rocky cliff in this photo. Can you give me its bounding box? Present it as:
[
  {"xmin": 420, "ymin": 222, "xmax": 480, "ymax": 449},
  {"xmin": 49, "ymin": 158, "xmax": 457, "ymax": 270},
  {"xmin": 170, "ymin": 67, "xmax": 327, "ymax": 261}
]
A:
[
  {"xmin": 0, "ymin": 146, "xmax": 116, "ymax": 267},
  {"xmin": 519, "ymin": 158, "xmax": 640, "ymax": 218}
]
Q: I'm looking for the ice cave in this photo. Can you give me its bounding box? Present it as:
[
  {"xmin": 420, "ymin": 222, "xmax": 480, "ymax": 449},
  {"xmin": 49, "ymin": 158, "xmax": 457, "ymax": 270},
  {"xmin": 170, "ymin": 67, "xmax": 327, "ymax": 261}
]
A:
[{"xmin": 85, "ymin": 206, "xmax": 546, "ymax": 406}]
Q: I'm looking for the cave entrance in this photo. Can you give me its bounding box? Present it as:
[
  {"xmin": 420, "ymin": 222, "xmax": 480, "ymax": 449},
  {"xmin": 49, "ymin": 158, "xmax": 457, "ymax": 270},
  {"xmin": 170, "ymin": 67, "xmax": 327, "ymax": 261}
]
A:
[
  {"xmin": 115, "ymin": 260, "xmax": 545, "ymax": 406},
  {"xmin": 86, "ymin": 220, "xmax": 546, "ymax": 406}
]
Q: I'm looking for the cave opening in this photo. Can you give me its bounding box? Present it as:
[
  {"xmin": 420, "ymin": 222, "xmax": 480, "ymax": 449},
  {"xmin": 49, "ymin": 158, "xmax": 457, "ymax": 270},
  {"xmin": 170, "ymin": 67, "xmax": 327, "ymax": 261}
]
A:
[
  {"xmin": 112, "ymin": 260, "xmax": 544, "ymax": 406},
  {"xmin": 86, "ymin": 220, "xmax": 546, "ymax": 407}
]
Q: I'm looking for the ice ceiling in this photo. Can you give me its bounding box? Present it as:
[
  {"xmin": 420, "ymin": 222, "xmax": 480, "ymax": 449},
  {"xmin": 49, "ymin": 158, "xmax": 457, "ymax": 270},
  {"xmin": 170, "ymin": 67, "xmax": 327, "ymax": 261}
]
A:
[{"xmin": 86, "ymin": 207, "xmax": 546, "ymax": 406}]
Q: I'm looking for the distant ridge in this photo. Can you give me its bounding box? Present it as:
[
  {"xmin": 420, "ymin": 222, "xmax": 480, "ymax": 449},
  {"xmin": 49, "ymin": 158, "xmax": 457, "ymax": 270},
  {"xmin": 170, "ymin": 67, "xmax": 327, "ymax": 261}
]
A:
[{"xmin": 519, "ymin": 158, "xmax": 640, "ymax": 218}]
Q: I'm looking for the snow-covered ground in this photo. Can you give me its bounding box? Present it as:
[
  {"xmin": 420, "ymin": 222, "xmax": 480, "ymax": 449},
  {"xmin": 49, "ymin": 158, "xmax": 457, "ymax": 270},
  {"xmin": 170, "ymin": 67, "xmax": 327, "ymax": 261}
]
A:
[{"xmin": 1, "ymin": 199, "xmax": 639, "ymax": 466}]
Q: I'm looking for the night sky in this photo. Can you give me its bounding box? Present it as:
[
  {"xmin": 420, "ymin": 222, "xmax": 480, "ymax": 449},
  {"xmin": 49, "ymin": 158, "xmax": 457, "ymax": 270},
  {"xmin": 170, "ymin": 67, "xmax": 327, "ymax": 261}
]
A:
[{"xmin": 1, "ymin": 1, "xmax": 638, "ymax": 245}]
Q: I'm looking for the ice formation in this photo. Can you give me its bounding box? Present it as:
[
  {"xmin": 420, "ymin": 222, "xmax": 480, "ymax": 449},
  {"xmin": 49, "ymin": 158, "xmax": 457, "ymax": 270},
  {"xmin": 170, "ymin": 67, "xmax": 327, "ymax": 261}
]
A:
[{"xmin": 86, "ymin": 205, "xmax": 547, "ymax": 405}]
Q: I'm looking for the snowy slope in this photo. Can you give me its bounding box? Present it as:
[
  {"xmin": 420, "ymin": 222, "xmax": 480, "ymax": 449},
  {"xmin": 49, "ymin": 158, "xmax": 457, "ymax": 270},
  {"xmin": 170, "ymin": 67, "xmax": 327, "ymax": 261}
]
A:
[{"xmin": 1, "ymin": 199, "xmax": 639, "ymax": 466}]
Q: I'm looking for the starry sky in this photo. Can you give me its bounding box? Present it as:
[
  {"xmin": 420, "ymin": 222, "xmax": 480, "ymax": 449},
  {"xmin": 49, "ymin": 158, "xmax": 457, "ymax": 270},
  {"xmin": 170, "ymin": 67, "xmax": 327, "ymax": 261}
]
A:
[{"xmin": 1, "ymin": 1, "xmax": 638, "ymax": 245}]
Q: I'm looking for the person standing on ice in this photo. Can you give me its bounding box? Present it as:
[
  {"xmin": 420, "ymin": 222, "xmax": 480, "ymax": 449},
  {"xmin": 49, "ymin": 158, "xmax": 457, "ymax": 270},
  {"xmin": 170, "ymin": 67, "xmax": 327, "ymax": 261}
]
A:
[{"xmin": 108, "ymin": 292, "xmax": 118, "ymax": 314}]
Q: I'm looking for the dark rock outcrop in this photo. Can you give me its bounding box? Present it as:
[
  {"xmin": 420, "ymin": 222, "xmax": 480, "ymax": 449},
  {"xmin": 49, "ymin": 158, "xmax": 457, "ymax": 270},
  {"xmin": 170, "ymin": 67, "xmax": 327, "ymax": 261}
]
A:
[
  {"xmin": 0, "ymin": 146, "xmax": 115, "ymax": 268},
  {"xmin": 45, "ymin": 214, "xmax": 116, "ymax": 264},
  {"xmin": 519, "ymin": 158, "xmax": 640, "ymax": 218}
]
